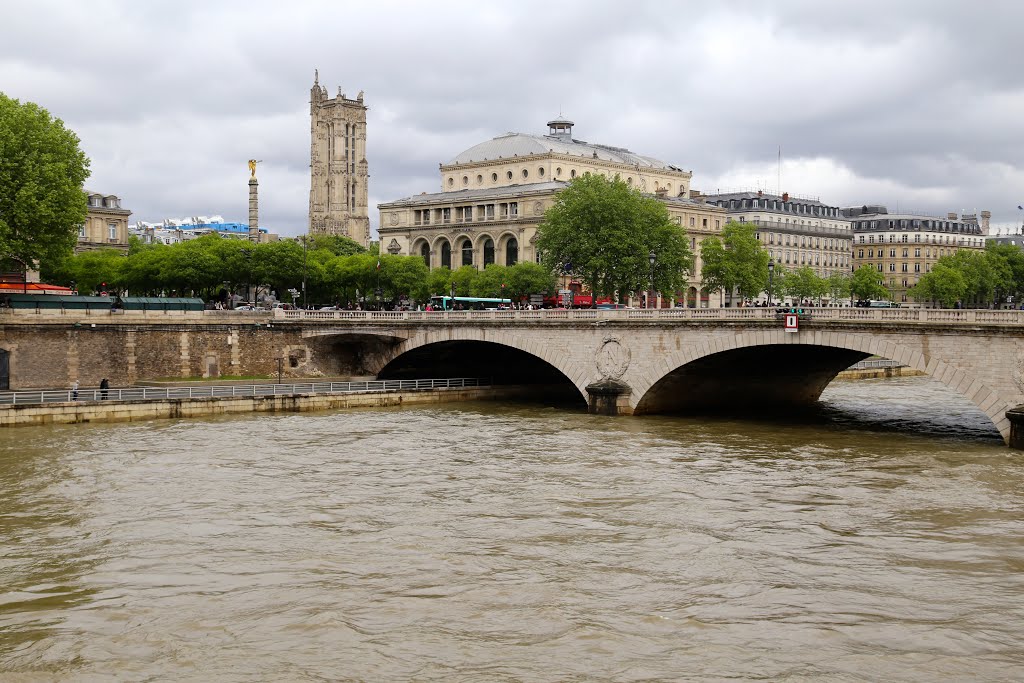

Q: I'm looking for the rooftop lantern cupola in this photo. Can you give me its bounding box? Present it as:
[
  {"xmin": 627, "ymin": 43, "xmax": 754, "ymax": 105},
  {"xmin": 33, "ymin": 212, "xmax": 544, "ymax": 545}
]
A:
[{"xmin": 547, "ymin": 115, "xmax": 574, "ymax": 141}]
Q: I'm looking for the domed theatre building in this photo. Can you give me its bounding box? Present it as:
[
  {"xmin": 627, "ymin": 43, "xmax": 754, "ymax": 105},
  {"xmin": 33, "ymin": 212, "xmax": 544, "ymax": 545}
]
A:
[{"xmin": 377, "ymin": 117, "xmax": 727, "ymax": 307}]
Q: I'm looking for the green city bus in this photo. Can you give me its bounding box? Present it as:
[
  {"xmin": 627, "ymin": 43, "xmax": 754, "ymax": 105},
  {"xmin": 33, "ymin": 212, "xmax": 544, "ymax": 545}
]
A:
[{"xmin": 429, "ymin": 295, "xmax": 511, "ymax": 311}]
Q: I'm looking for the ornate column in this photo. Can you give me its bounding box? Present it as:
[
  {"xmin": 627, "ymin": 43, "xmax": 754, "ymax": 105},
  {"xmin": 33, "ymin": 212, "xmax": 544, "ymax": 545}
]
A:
[{"xmin": 248, "ymin": 175, "xmax": 259, "ymax": 243}]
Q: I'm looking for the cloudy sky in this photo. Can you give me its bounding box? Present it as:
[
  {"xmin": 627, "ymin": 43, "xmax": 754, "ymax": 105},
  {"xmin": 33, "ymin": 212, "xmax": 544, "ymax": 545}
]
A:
[{"xmin": 3, "ymin": 0, "xmax": 1023, "ymax": 237}]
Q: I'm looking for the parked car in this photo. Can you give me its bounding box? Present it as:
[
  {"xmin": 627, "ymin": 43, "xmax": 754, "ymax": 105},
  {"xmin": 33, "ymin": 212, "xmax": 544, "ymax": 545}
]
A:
[{"xmin": 234, "ymin": 305, "xmax": 256, "ymax": 311}]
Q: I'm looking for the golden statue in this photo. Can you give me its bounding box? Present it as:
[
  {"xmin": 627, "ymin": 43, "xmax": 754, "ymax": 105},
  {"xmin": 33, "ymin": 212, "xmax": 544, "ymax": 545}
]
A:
[{"xmin": 248, "ymin": 159, "xmax": 258, "ymax": 177}]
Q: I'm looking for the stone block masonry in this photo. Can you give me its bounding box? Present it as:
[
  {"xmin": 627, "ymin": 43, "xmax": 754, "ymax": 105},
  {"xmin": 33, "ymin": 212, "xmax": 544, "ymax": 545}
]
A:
[
  {"xmin": 4, "ymin": 309, "xmax": 1024, "ymax": 445},
  {"xmin": 0, "ymin": 386, "xmax": 535, "ymax": 428}
]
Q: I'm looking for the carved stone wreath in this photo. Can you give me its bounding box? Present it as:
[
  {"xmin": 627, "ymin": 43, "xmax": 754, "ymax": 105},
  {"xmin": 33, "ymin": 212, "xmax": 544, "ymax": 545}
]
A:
[
  {"xmin": 533, "ymin": 201, "xmax": 543, "ymax": 215},
  {"xmin": 389, "ymin": 212, "xmax": 399, "ymax": 226},
  {"xmin": 596, "ymin": 337, "xmax": 631, "ymax": 380}
]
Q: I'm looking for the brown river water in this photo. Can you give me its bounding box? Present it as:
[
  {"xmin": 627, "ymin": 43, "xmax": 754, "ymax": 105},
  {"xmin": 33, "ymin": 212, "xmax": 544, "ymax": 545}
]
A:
[{"xmin": 1, "ymin": 376, "xmax": 1022, "ymax": 682}]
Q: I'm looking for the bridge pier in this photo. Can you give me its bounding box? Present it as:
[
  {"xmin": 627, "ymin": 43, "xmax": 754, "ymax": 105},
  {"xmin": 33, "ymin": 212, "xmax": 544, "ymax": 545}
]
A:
[
  {"xmin": 1006, "ymin": 406, "xmax": 1024, "ymax": 450},
  {"xmin": 586, "ymin": 379, "xmax": 632, "ymax": 416}
]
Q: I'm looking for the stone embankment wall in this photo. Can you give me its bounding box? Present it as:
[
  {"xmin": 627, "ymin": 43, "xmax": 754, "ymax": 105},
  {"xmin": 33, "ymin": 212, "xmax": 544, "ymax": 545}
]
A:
[
  {"xmin": 834, "ymin": 367, "xmax": 926, "ymax": 380},
  {"xmin": 0, "ymin": 386, "xmax": 533, "ymax": 428},
  {"xmin": 0, "ymin": 312, "xmax": 349, "ymax": 389}
]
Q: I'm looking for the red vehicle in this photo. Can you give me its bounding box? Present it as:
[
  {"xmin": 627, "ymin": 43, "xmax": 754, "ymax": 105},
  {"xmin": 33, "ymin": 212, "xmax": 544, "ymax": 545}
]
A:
[{"xmin": 542, "ymin": 293, "xmax": 613, "ymax": 308}]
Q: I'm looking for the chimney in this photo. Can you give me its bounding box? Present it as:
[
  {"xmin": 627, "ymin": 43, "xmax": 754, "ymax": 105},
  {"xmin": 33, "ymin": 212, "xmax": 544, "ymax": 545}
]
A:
[
  {"xmin": 655, "ymin": 187, "xmax": 667, "ymax": 199},
  {"xmin": 782, "ymin": 192, "xmax": 789, "ymax": 202},
  {"xmin": 981, "ymin": 210, "xmax": 991, "ymax": 234},
  {"xmin": 947, "ymin": 212, "xmax": 958, "ymax": 220}
]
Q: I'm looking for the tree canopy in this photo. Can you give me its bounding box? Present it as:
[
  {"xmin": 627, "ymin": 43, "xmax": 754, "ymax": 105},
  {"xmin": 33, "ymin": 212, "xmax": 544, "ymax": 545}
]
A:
[
  {"xmin": 850, "ymin": 264, "xmax": 890, "ymax": 301},
  {"xmin": 0, "ymin": 94, "xmax": 90, "ymax": 270},
  {"xmin": 784, "ymin": 265, "xmax": 826, "ymax": 303},
  {"xmin": 909, "ymin": 244, "xmax": 1023, "ymax": 308},
  {"xmin": 40, "ymin": 235, "xmax": 556, "ymax": 306},
  {"xmin": 699, "ymin": 222, "xmax": 769, "ymax": 304},
  {"xmin": 536, "ymin": 174, "xmax": 692, "ymax": 304}
]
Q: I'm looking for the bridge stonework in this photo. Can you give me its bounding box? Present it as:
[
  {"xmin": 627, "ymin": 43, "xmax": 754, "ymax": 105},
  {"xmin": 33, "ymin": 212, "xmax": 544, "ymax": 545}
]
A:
[
  {"xmin": 359, "ymin": 321, "xmax": 1018, "ymax": 440},
  {"xmin": 3, "ymin": 308, "xmax": 1023, "ymax": 444}
]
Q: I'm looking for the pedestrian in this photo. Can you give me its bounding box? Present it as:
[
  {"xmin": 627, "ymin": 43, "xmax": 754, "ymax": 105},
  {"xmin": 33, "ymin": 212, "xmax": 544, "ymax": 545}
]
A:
[
  {"xmin": 100, "ymin": 378, "xmax": 109, "ymax": 400},
  {"xmin": 71, "ymin": 380, "xmax": 79, "ymax": 401}
]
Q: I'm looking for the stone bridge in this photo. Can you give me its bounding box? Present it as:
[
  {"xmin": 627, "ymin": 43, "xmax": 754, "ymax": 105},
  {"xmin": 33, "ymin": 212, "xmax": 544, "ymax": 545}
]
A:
[
  {"xmin": 3, "ymin": 306, "xmax": 1024, "ymax": 445},
  {"xmin": 284, "ymin": 307, "xmax": 1024, "ymax": 444}
]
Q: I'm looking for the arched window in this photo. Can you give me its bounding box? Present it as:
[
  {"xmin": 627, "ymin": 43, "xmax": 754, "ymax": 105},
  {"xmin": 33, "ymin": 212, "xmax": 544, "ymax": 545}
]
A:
[
  {"xmin": 420, "ymin": 242, "xmax": 430, "ymax": 268},
  {"xmin": 483, "ymin": 238, "xmax": 495, "ymax": 266},
  {"xmin": 506, "ymin": 237, "xmax": 518, "ymax": 266},
  {"xmin": 461, "ymin": 239, "xmax": 473, "ymax": 267},
  {"xmin": 440, "ymin": 241, "xmax": 451, "ymax": 269}
]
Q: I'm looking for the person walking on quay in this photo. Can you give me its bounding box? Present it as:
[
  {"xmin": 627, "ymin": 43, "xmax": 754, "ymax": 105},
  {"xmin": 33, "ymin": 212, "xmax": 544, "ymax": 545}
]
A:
[
  {"xmin": 71, "ymin": 380, "xmax": 79, "ymax": 401},
  {"xmin": 100, "ymin": 378, "xmax": 109, "ymax": 400}
]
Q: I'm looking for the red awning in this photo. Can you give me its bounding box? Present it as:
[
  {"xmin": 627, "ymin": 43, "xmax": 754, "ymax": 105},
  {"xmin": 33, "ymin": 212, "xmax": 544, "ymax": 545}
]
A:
[{"xmin": 0, "ymin": 282, "xmax": 74, "ymax": 294}]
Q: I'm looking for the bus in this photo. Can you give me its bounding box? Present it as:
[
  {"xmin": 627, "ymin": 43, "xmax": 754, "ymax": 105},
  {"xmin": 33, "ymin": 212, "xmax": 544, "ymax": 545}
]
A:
[{"xmin": 429, "ymin": 295, "xmax": 511, "ymax": 311}]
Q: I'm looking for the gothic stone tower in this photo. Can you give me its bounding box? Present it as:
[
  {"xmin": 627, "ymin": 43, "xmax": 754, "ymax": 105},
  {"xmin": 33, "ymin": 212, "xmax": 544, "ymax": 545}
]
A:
[{"xmin": 309, "ymin": 70, "xmax": 370, "ymax": 246}]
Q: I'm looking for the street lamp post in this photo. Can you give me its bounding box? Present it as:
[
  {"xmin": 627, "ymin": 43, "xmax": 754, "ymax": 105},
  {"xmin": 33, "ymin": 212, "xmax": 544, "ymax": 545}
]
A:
[
  {"xmin": 301, "ymin": 235, "xmax": 308, "ymax": 310},
  {"xmin": 648, "ymin": 250, "xmax": 656, "ymax": 310},
  {"xmin": 450, "ymin": 282, "xmax": 456, "ymax": 311},
  {"xmin": 767, "ymin": 260, "xmax": 775, "ymax": 308}
]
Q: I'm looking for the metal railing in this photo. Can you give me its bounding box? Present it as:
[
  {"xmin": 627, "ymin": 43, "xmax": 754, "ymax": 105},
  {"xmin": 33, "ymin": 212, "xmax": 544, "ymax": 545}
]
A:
[
  {"xmin": 5, "ymin": 306, "xmax": 1024, "ymax": 326},
  {"xmin": 847, "ymin": 359, "xmax": 904, "ymax": 370},
  {"xmin": 0, "ymin": 377, "xmax": 491, "ymax": 407},
  {"xmin": 277, "ymin": 307, "xmax": 1024, "ymax": 326}
]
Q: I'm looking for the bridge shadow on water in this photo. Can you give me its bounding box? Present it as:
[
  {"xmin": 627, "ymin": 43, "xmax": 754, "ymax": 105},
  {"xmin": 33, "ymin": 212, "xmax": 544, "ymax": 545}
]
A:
[{"xmin": 376, "ymin": 340, "xmax": 588, "ymax": 409}]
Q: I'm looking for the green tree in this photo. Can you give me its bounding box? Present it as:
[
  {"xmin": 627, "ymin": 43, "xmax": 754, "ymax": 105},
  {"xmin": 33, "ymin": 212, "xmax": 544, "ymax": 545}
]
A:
[
  {"xmin": 825, "ymin": 271, "xmax": 851, "ymax": 304},
  {"xmin": 912, "ymin": 262, "xmax": 968, "ymax": 308},
  {"xmin": 254, "ymin": 240, "xmax": 304, "ymax": 300},
  {"xmin": 159, "ymin": 234, "xmax": 223, "ymax": 296},
  {"xmin": 306, "ymin": 233, "xmax": 366, "ymax": 256},
  {"xmin": 986, "ymin": 242, "xmax": 1024, "ymax": 305},
  {"xmin": 850, "ymin": 264, "xmax": 890, "ymax": 302},
  {"xmin": 943, "ymin": 250, "xmax": 999, "ymax": 307},
  {"xmin": 699, "ymin": 222, "xmax": 769, "ymax": 305},
  {"xmin": 333, "ymin": 253, "xmax": 379, "ymax": 303},
  {"xmin": 120, "ymin": 244, "xmax": 170, "ymax": 295},
  {"xmin": 536, "ymin": 174, "xmax": 691, "ymax": 305},
  {"xmin": 379, "ymin": 254, "xmax": 429, "ymax": 302},
  {"xmin": 0, "ymin": 94, "xmax": 91, "ymax": 272},
  {"xmin": 784, "ymin": 266, "xmax": 826, "ymax": 304},
  {"xmin": 303, "ymin": 247, "xmax": 339, "ymax": 305},
  {"xmin": 450, "ymin": 265, "xmax": 478, "ymax": 296},
  {"xmin": 472, "ymin": 264, "xmax": 508, "ymax": 298},
  {"xmin": 426, "ymin": 266, "xmax": 453, "ymax": 299},
  {"xmin": 46, "ymin": 248, "xmax": 126, "ymax": 294},
  {"xmin": 505, "ymin": 262, "xmax": 557, "ymax": 301}
]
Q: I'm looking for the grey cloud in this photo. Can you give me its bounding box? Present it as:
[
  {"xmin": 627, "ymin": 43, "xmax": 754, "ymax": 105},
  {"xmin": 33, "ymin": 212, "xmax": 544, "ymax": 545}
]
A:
[{"xmin": 2, "ymin": 0, "xmax": 1022, "ymax": 237}]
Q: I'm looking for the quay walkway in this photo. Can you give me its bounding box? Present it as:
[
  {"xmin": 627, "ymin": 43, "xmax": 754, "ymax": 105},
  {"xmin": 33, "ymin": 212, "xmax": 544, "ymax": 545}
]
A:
[{"xmin": 0, "ymin": 377, "xmax": 491, "ymax": 407}]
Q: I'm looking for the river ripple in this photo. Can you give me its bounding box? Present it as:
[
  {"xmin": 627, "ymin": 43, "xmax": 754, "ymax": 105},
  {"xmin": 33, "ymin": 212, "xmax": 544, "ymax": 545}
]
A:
[{"xmin": 0, "ymin": 377, "xmax": 1022, "ymax": 681}]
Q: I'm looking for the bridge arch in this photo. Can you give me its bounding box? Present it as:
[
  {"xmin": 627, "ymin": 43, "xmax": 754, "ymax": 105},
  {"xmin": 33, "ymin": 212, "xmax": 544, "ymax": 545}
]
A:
[
  {"xmin": 374, "ymin": 328, "xmax": 590, "ymax": 405},
  {"xmin": 631, "ymin": 329, "xmax": 1012, "ymax": 441}
]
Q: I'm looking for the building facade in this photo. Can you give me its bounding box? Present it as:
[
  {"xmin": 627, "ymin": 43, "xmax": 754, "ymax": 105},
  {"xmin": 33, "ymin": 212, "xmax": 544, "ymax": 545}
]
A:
[
  {"xmin": 844, "ymin": 206, "xmax": 989, "ymax": 302},
  {"xmin": 77, "ymin": 190, "xmax": 131, "ymax": 254},
  {"xmin": 704, "ymin": 190, "xmax": 853, "ymax": 283},
  {"xmin": 309, "ymin": 71, "xmax": 370, "ymax": 246},
  {"xmin": 130, "ymin": 217, "xmax": 278, "ymax": 245},
  {"xmin": 377, "ymin": 117, "xmax": 726, "ymax": 306}
]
